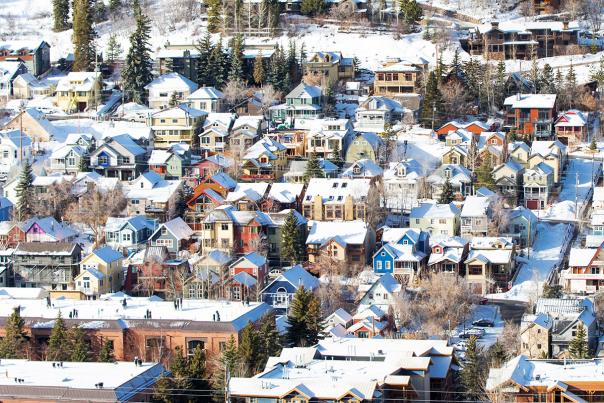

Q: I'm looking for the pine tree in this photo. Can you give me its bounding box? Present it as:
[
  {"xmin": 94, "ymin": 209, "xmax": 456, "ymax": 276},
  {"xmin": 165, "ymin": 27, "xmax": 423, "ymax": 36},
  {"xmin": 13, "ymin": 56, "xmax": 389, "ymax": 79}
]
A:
[
  {"xmin": 494, "ymin": 60, "xmax": 506, "ymax": 107},
  {"xmin": 253, "ymin": 52, "xmax": 265, "ymax": 85},
  {"xmin": 555, "ymin": 68, "xmax": 564, "ymax": 94},
  {"xmin": 228, "ymin": 34, "xmax": 245, "ymax": 83},
  {"xmin": 196, "ymin": 33, "xmax": 214, "ymax": 86},
  {"xmin": 206, "ymin": 0, "xmax": 222, "ymax": 33},
  {"xmin": 450, "ymin": 48, "xmax": 461, "ymax": 78},
  {"xmin": 475, "ymin": 154, "xmax": 496, "ymax": 190},
  {"xmin": 15, "ymin": 160, "xmax": 34, "ymax": 221},
  {"xmin": 421, "ymin": 71, "xmax": 444, "ymax": 129},
  {"xmin": 569, "ymin": 323, "xmax": 590, "ymax": 358},
  {"xmin": 590, "ymin": 136, "xmax": 598, "ymax": 152},
  {"xmin": 257, "ymin": 312, "xmax": 282, "ymax": 369},
  {"xmin": 108, "ymin": 0, "xmax": 121, "ymax": 14},
  {"xmin": 435, "ymin": 53, "xmax": 447, "ymax": 83},
  {"xmin": 566, "ymin": 63, "xmax": 577, "ymax": 108},
  {"xmin": 72, "ymin": 0, "xmax": 96, "ymax": 72},
  {"xmin": 188, "ymin": 346, "xmax": 210, "ymax": 395},
  {"xmin": 122, "ymin": 0, "xmax": 153, "ymax": 104},
  {"xmin": 0, "ymin": 308, "xmax": 27, "ymax": 359},
  {"xmin": 287, "ymin": 40, "xmax": 300, "ymax": 85},
  {"xmin": 542, "ymin": 283, "xmax": 563, "ymax": 298},
  {"xmin": 93, "ymin": 0, "xmax": 107, "ymax": 22},
  {"xmin": 170, "ymin": 346, "xmax": 192, "ymax": 397},
  {"xmin": 438, "ymin": 178, "xmax": 455, "ymax": 204},
  {"xmin": 330, "ymin": 142, "xmax": 344, "ymax": 168},
  {"xmin": 286, "ymin": 287, "xmax": 323, "ymax": 347},
  {"xmin": 459, "ymin": 336, "xmax": 486, "ymax": 401},
  {"xmin": 169, "ymin": 91, "xmax": 179, "ymax": 107},
  {"xmin": 78, "ymin": 156, "xmax": 89, "ymax": 173},
  {"xmin": 105, "ymin": 34, "xmax": 122, "ymax": 64},
  {"xmin": 541, "ymin": 63, "xmax": 555, "ymax": 94},
  {"xmin": 529, "ymin": 57, "xmax": 541, "ymax": 93},
  {"xmin": 153, "ymin": 375, "xmax": 175, "ymax": 403},
  {"xmin": 281, "ymin": 210, "xmax": 303, "ymax": 264},
  {"xmin": 47, "ymin": 313, "xmax": 70, "ymax": 361},
  {"xmin": 69, "ymin": 326, "xmax": 88, "ymax": 362},
  {"xmin": 238, "ymin": 323, "xmax": 261, "ymax": 376},
  {"xmin": 488, "ymin": 341, "xmax": 508, "ymax": 368},
  {"xmin": 211, "ymin": 335, "xmax": 240, "ymax": 398},
  {"xmin": 53, "ymin": 0, "xmax": 70, "ymax": 32},
  {"xmin": 590, "ymin": 56, "xmax": 604, "ymax": 98},
  {"xmin": 400, "ymin": 0, "xmax": 422, "ymax": 24},
  {"xmin": 301, "ymin": 0, "xmax": 325, "ymax": 16},
  {"xmin": 98, "ymin": 338, "xmax": 114, "ymax": 362},
  {"xmin": 303, "ymin": 151, "xmax": 324, "ymax": 184},
  {"xmin": 209, "ymin": 38, "xmax": 227, "ymax": 88}
]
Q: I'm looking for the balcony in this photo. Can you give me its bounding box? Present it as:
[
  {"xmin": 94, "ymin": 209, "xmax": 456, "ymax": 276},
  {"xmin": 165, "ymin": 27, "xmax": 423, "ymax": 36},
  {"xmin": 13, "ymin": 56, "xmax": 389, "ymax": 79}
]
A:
[{"xmin": 240, "ymin": 173, "xmax": 276, "ymax": 181}]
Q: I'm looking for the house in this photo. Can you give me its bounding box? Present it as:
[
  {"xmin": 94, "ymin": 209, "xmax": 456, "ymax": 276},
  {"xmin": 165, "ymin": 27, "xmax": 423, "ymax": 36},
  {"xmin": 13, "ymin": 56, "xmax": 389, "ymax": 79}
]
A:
[
  {"xmin": 0, "ymin": 249, "xmax": 13, "ymax": 286},
  {"xmin": 0, "ymin": 197, "xmax": 12, "ymax": 221},
  {"xmin": 49, "ymin": 143, "xmax": 87, "ymax": 174},
  {"xmin": 269, "ymin": 83, "xmax": 323, "ymax": 124},
  {"xmin": 156, "ymin": 44, "xmax": 200, "ymax": 81},
  {"xmin": 22, "ymin": 216, "xmax": 77, "ymax": 243},
  {"xmin": 304, "ymin": 118, "xmax": 354, "ymax": 160},
  {"xmin": 324, "ymin": 307, "xmax": 353, "ymax": 330},
  {"xmin": 148, "ymin": 143, "xmax": 191, "ymax": 179},
  {"xmin": 561, "ymin": 246, "xmax": 604, "ymax": 294},
  {"xmin": 373, "ymin": 228, "xmax": 429, "ymax": 284},
  {"xmin": 0, "ymin": 40, "xmax": 51, "ymax": 76},
  {"xmin": 373, "ymin": 58, "xmax": 427, "ymax": 98},
  {"xmin": 555, "ymin": 110, "xmax": 588, "ymax": 149},
  {"xmin": 302, "ymin": 178, "xmax": 372, "ymax": 221},
  {"xmin": 104, "ymin": 215, "xmax": 156, "ymax": 250},
  {"xmin": 306, "ymin": 220, "xmax": 374, "ymax": 266},
  {"xmin": 149, "ymin": 217, "xmax": 194, "ymax": 256},
  {"xmin": 185, "ymin": 172, "xmax": 237, "ymax": 224},
  {"xmin": 0, "ymin": 222, "xmax": 25, "ymax": 247},
  {"xmin": 436, "ymin": 120, "xmax": 490, "ymax": 138},
  {"xmin": 302, "ymin": 51, "xmax": 355, "ymax": 84},
  {"xmin": 486, "ymin": 355, "xmax": 604, "ymax": 402},
  {"xmin": 503, "ymin": 93, "xmax": 557, "ymax": 139},
  {"xmin": 348, "ymin": 305, "xmax": 390, "ymax": 338},
  {"xmin": 71, "ymin": 171, "xmax": 119, "ymax": 197},
  {"xmin": 523, "ymin": 162, "xmax": 554, "ymax": 210},
  {"xmin": 508, "ymin": 141, "xmax": 531, "ymax": 167},
  {"xmin": 187, "ymin": 154, "xmax": 233, "ymax": 182},
  {"xmin": 264, "ymin": 209, "xmax": 307, "ymax": 262},
  {"xmin": 383, "ymin": 159, "xmax": 424, "ymax": 213},
  {"xmin": 283, "ymin": 159, "xmax": 339, "ymax": 183},
  {"xmin": 340, "ymin": 159, "xmax": 383, "ymax": 179},
  {"xmin": 345, "ymin": 132, "xmax": 383, "ymax": 163},
  {"xmin": 460, "ymin": 196, "xmax": 492, "ymax": 238},
  {"xmin": 266, "ymin": 130, "xmax": 307, "ymax": 158},
  {"xmin": 0, "ymin": 295, "xmax": 271, "ymax": 360},
  {"xmin": 410, "ymin": 202, "xmax": 461, "ymax": 237},
  {"xmin": 55, "ymin": 71, "xmax": 102, "ymax": 112},
  {"xmin": 427, "ymin": 236, "xmax": 469, "ymax": 275},
  {"xmin": 89, "ymin": 134, "xmax": 147, "ymax": 181},
  {"xmin": 0, "ymin": 360, "xmax": 165, "ymax": 403},
  {"xmin": 0, "ymin": 130, "xmax": 32, "ymax": 175},
  {"xmin": 148, "ymin": 104, "xmax": 207, "ymax": 150},
  {"xmin": 357, "ymin": 274, "xmax": 402, "ymax": 312},
  {"xmin": 464, "ymin": 237, "xmax": 516, "ymax": 294},
  {"xmin": 1, "ymin": 108, "xmax": 58, "ymax": 142},
  {"xmin": 228, "ymin": 252, "xmax": 268, "ymax": 301},
  {"xmin": 0, "ymin": 61, "xmax": 27, "ymax": 96},
  {"xmin": 529, "ymin": 140, "xmax": 567, "ymax": 184},
  {"xmin": 186, "ymin": 86, "xmax": 225, "ymax": 113},
  {"xmin": 427, "ymin": 164, "xmax": 473, "ymax": 200},
  {"xmin": 260, "ymin": 264, "xmax": 319, "ymax": 313},
  {"xmin": 225, "ymin": 182, "xmax": 270, "ymax": 211},
  {"xmin": 240, "ymin": 137, "xmax": 287, "ymax": 181},
  {"xmin": 441, "ymin": 144, "xmax": 470, "ymax": 168},
  {"xmin": 354, "ymin": 96, "xmax": 407, "ymax": 132},
  {"xmin": 184, "ymin": 250, "xmax": 233, "ymax": 299},
  {"xmin": 264, "ymin": 183, "xmax": 304, "ymax": 212},
  {"xmin": 492, "ymin": 159, "xmax": 524, "ymax": 207},
  {"xmin": 76, "ymin": 246, "xmax": 124, "ymax": 298},
  {"xmin": 144, "ymin": 72, "xmax": 199, "ymax": 109},
  {"xmin": 125, "ymin": 172, "xmax": 181, "ymax": 220},
  {"xmin": 228, "ymin": 115, "xmax": 264, "ymax": 156},
  {"xmin": 13, "ymin": 242, "xmax": 82, "ymax": 289},
  {"xmin": 230, "ymin": 338, "xmax": 454, "ymax": 403},
  {"xmin": 504, "ymin": 206, "xmax": 538, "ymax": 247},
  {"xmin": 3, "ymin": 173, "xmax": 71, "ymax": 205},
  {"xmin": 519, "ymin": 312, "xmax": 552, "ymax": 358},
  {"xmin": 12, "ymin": 72, "xmax": 55, "ymax": 99}
]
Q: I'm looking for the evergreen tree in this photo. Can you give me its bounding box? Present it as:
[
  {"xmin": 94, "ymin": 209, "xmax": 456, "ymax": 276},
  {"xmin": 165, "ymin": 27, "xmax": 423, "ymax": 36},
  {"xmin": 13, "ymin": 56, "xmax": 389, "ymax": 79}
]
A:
[
  {"xmin": 303, "ymin": 151, "xmax": 324, "ymax": 184},
  {"xmin": 72, "ymin": 0, "xmax": 96, "ymax": 72},
  {"xmin": 122, "ymin": 0, "xmax": 153, "ymax": 104},
  {"xmin": 105, "ymin": 34, "xmax": 122, "ymax": 63},
  {"xmin": 569, "ymin": 323, "xmax": 590, "ymax": 358},
  {"xmin": 488, "ymin": 341, "xmax": 508, "ymax": 368},
  {"xmin": 209, "ymin": 38, "xmax": 227, "ymax": 88},
  {"xmin": 238, "ymin": 323, "xmax": 261, "ymax": 376},
  {"xmin": 435, "ymin": 53, "xmax": 447, "ymax": 83},
  {"xmin": 529, "ymin": 58, "xmax": 541, "ymax": 93},
  {"xmin": 98, "ymin": 338, "xmax": 114, "ymax": 362},
  {"xmin": 253, "ymin": 52, "xmax": 265, "ymax": 85},
  {"xmin": 93, "ymin": 0, "xmax": 107, "ymax": 22},
  {"xmin": 108, "ymin": 0, "xmax": 121, "ymax": 15},
  {"xmin": 280, "ymin": 210, "xmax": 303, "ymax": 264},
  {"xmin": 494, "ymin": 60, "xmax": 506, "ymax": 107},
  {"xmin": 168, "ymin": 91, "xmax": 179, "ymax": 107},
  {"xmin": 69, "ymin": 326, "xmax": 88, "ymax": 362},
  {"xmin": 301, "ymin": 0, "xmax": 325, "ymax": 16},
  {"xmin": 0, "ymin": 308, "xmax": 27, "ymax": 359},
  {"xmin": 542, "ymin": 283, "xmax": 563, "ymax": 298},
  {"xmin": 188, "ymin": 346, "xmax": 210, "ymax": 395},
  {"xmin": 53, "ymin": 0, "xmax": 70, "ymax": 32},
  {"xmin": 590, "ymin": 136, "xmax": 598, "ymax": 152},
  {"xmin": 286, "ymin": 286, "xmax": 323, "ymax": 347},
  {"xmin": 47, "ymin": 313, "xmax": 70, "ymax": 361},
  {"xmin": 228, "ymin": 34, "xmax": 245, "ymax": 83},
  {"xmin": 459, "ymin": 336, "xmax": 486, "ymax": 401},
  {"xmin": 206, "ymin": 0, "xmax": 222, "ymax": 33},
  {"xmin": 541, "ymin": 63, "xmax": 555, "ymax": 94},
  {"xmin": 211, "ymin": 335, "xmax": 240, "ymax": 400},
  {"xmin": 438, "ymin": 178, "xmax": 455, "ymax": 204},
  {"xmin": 450, "ymin": 48, "xmax": 462, "ymax": 78},
  {"xmin": 329, "ymin": 142, "xmax": 344, "ymax": 168},
  {"xmin": 287, "ymin": 40, "xmax": 301, "ymax": 85},
  {"xmin": 421, "ymin": 71, "xmax": 443, "ymax": 129},
  {"xmin": 152, "ymin": 375, "xmax": 174, "ymax": 403},
  {"xmin": 475, "ymin": 154, "xmax": 496, "ymax": 190},
  {"xmin": 555, "ymin": 68, "xmax": 564, "ymax": 94},
  {"xmin": 15, "ymin": 160, "xmax": 34, "ymax": 221},
  {"xmin": 567, "ymin": 62, "xmax": 577, "ymax": 88},
  {"xmin": 78, "ymin": 156, "xmax": 89, "ymax": 173},
  {"xmin": 257, "ymin": 312, "xmax": 282, "ymax": 369},
  {"xmin": 170, "ymin": 346, "xmax": 192, "ymax": 398},
  {"xmin": 400, "ymin": 0, "xmax": 422, "ymax": 24},
  {"xmin": 590, "ymin": 56, "xmax": 604, "ymax": 98},
  {"xmin": 196, "ymin": 33, "xmax": 214, "ymax": 86}
]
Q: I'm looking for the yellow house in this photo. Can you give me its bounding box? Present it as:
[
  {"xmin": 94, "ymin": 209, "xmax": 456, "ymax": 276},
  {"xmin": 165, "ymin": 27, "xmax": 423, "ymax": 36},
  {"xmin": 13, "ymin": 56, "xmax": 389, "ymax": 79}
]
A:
[
  {"xmin": 441, "ymin": 146, "xmax": 469, "ymax": 167},
  {"xmin": 55, "ymin": 72, "xmax": 102, "ymax": 112},
  {"xmin": 148, "ymin": 104, "xmax": 207, "ymax": 150},
  {"xmin": 303, "ymin": 51, "xmax": 355, "ymax": 84},
  {"xmin": 373, "ymin": 58, "xmax": 427, "ymax": 97},
  {"xmin": 76, "ymin": 246, "xmax": 124, "ymax": 298}
]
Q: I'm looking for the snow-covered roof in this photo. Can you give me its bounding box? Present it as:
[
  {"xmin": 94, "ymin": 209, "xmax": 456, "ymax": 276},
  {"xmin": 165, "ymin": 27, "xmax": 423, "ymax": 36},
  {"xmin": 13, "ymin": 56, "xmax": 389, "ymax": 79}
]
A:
[
  {"xmin": 22, "ymin": 216, "xmax": 76, "ymax": 241},
  {"xmin": 341, "ymin": 159, "xmax": 384, "ymax": 178},
  {"xmin": 209, "ymin": 172, "xmax": 237, "ymax": 190},
  {"xmin": 470, "ymin": 236, "xmax": 514, "ymax": 249},
  {"xmin": 383, "ymin": 159, "xmax": 423, "ymax": 180},
  {"xmin": 0, "ymin": 287, "xmax": 47, "ymax": 300},
  {"xmin": 568, "ymin": 248, "xmax": 597, "ymax": 267},
  {"xmin": 461, "ymin": 196, "xmax": 491, "ymax": 218},
  {"xmin": 243, "ymin": 137, "xmax": 286, "ymax": 166},
  {"xmin": 531, "ymin": 140, "xmax": 566, "ymax": 158},
  {"xmin": 285, "ymin": 159, "xmax": 339, "ymax": 177},
  {"xmin": 304, "ymin": 178, "xmax": 371, "ymax": 204},
  {"xmin": 187, "ymin": 86, "xmax": 224, "ymax": 100},
  {"xmin": 148, "ymin": 149, "xmax": 172, "ymax": 165},
  {"xmin": 478, "ymin": 20, "xmax": 580, "ymax": 34},
  {"xmin": 151, "ymin": 103, "xmax": 207, "ymax": 119},
  {"xmin": 153, "ymin": 217, "xmax": 194, "ymax": 241},
  {"xmin": 380, "ymin": 243, "xmax": 426, "ymax": 262},
  {"xmin": 268, "ymin": 182, "xmax": 304, "ymax": 203},
  {"xmin": 144, "ymin": 72, "xmax": 198, "ymax": 92},
  {"xmin": 555, "ymin": 110, "xmax": 587, "ymax": 127},
  {"xmin": 504, "ymin": 93, "xmax": 556, "ymax": 109},
  {"xmin": 264, "ymin": 264, "xmax": 319, "ymax": 292},
  {"xmin": 410, "ymin": 202, "xmax": 461, "ymax": 219},
  {"xmin": 0, "ymin": 129, "xmax": 32, "ymax": 149},
  {"xmin": 107, "ymin": 134, "xmax": 146, "ymax": 156},
  {"xmin": 0, "ymin": 61, "xmax": 23, "ymax": 82},
  {"xmin": 535, "ymin": 297, "xmax": 593, "ymax": 316},
  {"xmin": 380, "ymin": 227, "xmax": 422, "ymax": 245},
  {"xmin": 465, "ymin": 249, "xmax": 513, "ymax": 265},
  {"xmin": 56, "ymin": 72, "xmax": 101, "ymax": 92},
  {"xmin": 226, "ymin": 182, "xmax": 270, "ymax": 203},
  {"xmin": 428, "ymin": 164, "xmax": 472, "ymax": 185},
  {"xmin": 105, "ymin": 215, "xmax": 155, "ymax": 233},
  {"xmin": 306, "ymin": 220, "xmax": 368, "ymax": 247},
  {"xmin": 286, "ymin": 82, "xmax": 322, "ymax": 99},
  {"xmin": 90, "ymin": 246, "xmax": 123, "ymax": 264},
  {"xmin": 230, "ymin": 251, "xmax": 267, "ymax": 268},
  {"xmin": 358, "ymin": 96, "xmax": 405, "ymax": 113}
]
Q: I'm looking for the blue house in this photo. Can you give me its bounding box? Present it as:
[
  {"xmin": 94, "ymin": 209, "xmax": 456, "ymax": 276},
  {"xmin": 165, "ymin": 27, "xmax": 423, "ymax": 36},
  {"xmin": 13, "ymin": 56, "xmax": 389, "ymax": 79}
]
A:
[
  {"xmin": 260, "ymin": 264, "xmax": 319, "ymax": 313},
  {"xmin": 0, "ymin": 197, "xmax": 12, "ymax": 221},
  {"xmin": 373, "ymin": 228, "xmax": 429, "ymax": 284},
  {"xmin": 105, "ymin": 215, "xmax": 157, "ymax": 249}
]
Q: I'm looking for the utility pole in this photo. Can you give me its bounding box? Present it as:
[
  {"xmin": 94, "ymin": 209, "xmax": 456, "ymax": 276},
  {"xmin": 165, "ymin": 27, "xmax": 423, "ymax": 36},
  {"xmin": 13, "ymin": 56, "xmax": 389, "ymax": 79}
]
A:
[
  {"xmin": 575, "ymin": 172, "xmax": 579, "ymax": 220},
  {"xmin": 18, "ymin": 101, "xmax": 25, "ymax": 162}
]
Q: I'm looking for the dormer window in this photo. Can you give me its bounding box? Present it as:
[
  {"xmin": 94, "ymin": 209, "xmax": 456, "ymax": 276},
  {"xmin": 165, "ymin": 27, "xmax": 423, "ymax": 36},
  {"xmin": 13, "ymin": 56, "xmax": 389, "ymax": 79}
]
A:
[
  {"xmin": 342, "ymin": 182, "xmax": 348, "ymax": 188},
  {"xmin": 332, "ymin": 183, "xmax": 338, "ymax": 188},
  {"xmin": 444, "ymin": 169, "xmax": 451, "ymax": 179},
  {"xmin": 353, "ymin": 166, "xmax": 361, "ymax": 175}
]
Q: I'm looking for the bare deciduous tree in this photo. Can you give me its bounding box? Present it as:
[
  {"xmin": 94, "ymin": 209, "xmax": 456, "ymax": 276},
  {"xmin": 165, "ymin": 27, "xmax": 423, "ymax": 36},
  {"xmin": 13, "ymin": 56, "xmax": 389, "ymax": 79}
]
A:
[
  {"xmin": 441, "ymin": 79, "xmax": 467, "ymax": 119},
  {"xmin": 488, "ymin": 196, "xmax": 509, "ymax": 236},
  {"xmin": 33, "ymin": 180, "xmax": 76, "ymax": 220},
  {"xmin": 223, "ymin": 79, "xmax": 248, "ymax": 110}
]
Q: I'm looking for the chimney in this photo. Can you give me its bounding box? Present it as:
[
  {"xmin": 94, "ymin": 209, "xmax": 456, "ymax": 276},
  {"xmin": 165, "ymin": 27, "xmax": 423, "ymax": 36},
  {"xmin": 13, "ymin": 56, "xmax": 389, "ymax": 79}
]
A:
[
  {"xmin": 491, "ymin": 21, "xmax": 499, "ymax": 29},
  {"xmin": 516, "ymin": 92, "xmax": 521, "ymax": 101},
  {"xmin": 563, "ymin": 20, "xmax": 569, "ymax": 30}
]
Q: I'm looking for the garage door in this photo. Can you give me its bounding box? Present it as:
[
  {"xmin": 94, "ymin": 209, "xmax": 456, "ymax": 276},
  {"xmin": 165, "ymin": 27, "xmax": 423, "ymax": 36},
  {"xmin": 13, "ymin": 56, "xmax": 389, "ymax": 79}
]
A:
[{"xmin": 526, "ymin": 200, "xmax": 539, "ymax": 210}]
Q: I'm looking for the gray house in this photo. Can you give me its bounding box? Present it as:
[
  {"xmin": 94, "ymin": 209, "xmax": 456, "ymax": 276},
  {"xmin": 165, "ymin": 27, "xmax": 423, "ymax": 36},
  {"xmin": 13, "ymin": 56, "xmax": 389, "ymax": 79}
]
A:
[
  {"xmin": 505, "ymin": 206, "xmax": 538, "ymax": 247},
  {"xmin": 105, "ymin": 215, "xmax": 156, "ymax": 250},
  {"xmin": 149, "ymin": 217, "xmax": 194, "ymax": 256},
  {"xmin": 0, "ymin": 41, "xmax": 51, "ymax": 76},
  {"xmin": 13, "ymin": 242, "xmax": 82, "ymax": 290}
]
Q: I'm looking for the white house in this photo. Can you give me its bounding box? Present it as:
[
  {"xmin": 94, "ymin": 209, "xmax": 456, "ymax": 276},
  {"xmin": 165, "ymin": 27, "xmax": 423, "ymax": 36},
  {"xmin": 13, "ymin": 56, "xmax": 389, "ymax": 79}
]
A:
[
  {"xmin": 144, "ymin": 72, "xmax": 199, "ymax": 109},
  {"xmin": 186, "ymin": 86, "xmax": 225, "ymax": 113},
  {"xmin": 0, "ymin": 130, "xmax": 32, "ymax": 176}
]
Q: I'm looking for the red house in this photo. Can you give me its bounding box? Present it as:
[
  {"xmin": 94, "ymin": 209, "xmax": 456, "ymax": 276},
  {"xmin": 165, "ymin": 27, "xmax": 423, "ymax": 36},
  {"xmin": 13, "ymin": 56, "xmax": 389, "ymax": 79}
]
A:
[
  {"xmin": 228, "ymin": 252, "xmax": 268, "ymax": 301},
  {"xmin": 436, "ymin": 120, "xmax": 490, "ymax": 138},
  {"xmin": 504, "ymin": 93, "xmax": 557, "ymax": 139},
  {"xmin": 185, "ymin": 154, "xmax": 233, "ymax": 187},
  {"xmin": 0, "ymin": 223, "xmax": 25, "ymax": 248}
]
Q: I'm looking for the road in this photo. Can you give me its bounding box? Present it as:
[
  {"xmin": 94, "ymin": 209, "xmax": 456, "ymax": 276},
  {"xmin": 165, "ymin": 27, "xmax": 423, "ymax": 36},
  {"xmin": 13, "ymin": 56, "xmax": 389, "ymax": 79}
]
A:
[{"xmin": 490, "ymin": 300, "xmax": 528, "ymax": 325}]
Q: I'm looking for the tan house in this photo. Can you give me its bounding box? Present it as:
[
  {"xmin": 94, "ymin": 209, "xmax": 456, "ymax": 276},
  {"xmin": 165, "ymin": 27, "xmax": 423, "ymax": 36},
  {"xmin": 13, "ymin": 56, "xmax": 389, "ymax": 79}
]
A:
[
  {"xmin": 508, "ymin": 141, "xmax": 531, "ymax": 167},
  {"xmin": 441, "ymin": 146, "xmax": 469, "ymax": 167},
  {"xmin": 373, "ymin": 58, "xmax": 427, "ymax": 98},
  {"xmin": 2, "ymin": 108, "xmax": 57, "ymax": 142},
  {"xmin": 148, "ymin": 104, "xmax": 207, "ymax": 150},
  {"xmin": 409, "ymin": 202, "xmax": 461, "ymax": 237},
  {"xmin": 302, "ymin": 178, "xmax": 372, "ymax": 221},
  {"xmin": 305, "ymin": 220, "xmax": 375, "ymax": 266},
  {"xmin": 12, "ymin": 73, "xmax": 55, "ymax": 99},
  {"xmin": 55, "ymin": 71, "xmax": 102, "ymax": 112},
  {"xmin": 76, "ymin": 246, "xmax": 124, "ymax": 298},
  {"xmin": 464, "ymin": 237, "xmax": 516, "ymax": 295},
  {"xmin": 520, "ymin": 313, "xmax": 552, "ymax": 358},
  {"xmin": 303, "ymin": 51, "xmax": 355, "ymax": 84},
  {"xmin": 528, "ymin": 140, "xmax": 567, "ymax": 184}
]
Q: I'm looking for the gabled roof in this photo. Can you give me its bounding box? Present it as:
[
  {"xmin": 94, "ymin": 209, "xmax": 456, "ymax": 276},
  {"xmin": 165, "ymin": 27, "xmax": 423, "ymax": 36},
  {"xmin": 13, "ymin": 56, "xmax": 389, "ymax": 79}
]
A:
[
  {"xmin": 555, "ymin": 110, "xmax": 587, "ymax": 127},
  {"xmin": 187, "ymin": 86, "xmax": 224, "ymax": 100},
  {"xmin": 268, "ymin": 183, "xmax": 304, "ymax": 203},
  {"xmin": 304, "ymin": 178, "xmax": 370, "ymax": 203},
  {"xmin": 262, "ymin": 265, "xmax": 319, "ymax": 293},
  {"xmin": 504, "ymin": 93, "xmax": 556, "ymax": 109},
  {"xmin": 90, "ymin": 246, "xmax": 123, "ymax": 264},
  {"xmin": 105, "ymin": 215, "xmax": 155, "ymax": 233},
  {"xmin": 410, "ymin": 202, "xmax": 461, "ymax": 219},
  {"xmin": 287, "ymin": 83, "xmax": 322, "ymax": 99},
  {"xmin": 379, "ymin": 243, "xmax": 426, "ymax": 262},
  {"xmin": 341, "ymin": 159, "xmax": 383, "ymax": 178},
  {"xmin": 208, "ymin": 172, "xmax": 237, "ymax": 190},
  {"xmin": 230, "ymin": 251, "xmax": 267, "ymax": 268},
  {"xmin": 151, "ymin": 103, "xmax": 206, "ymax": 119},
  {"xmin": 306, "ymin": 220, "xmax": 368, "ymax": 247},
  {"xmin": 380, "ymin": 227, "xmax": 422, "ymax": 245},
  {"xmin": 226, "ymin": 182, "xmax": 270, "ymax": 203},
  {"xmin": 106, "ymin": 134, "xmax": 146, "ymax": 156},
  {"xmin": 144, "ymin": 72, "xmax": 198, "ymax": 92},
  {"xmin": 461, "ymin": 196, "xmax": 491, "ymax": 218},
  {"xmin": 152, "ymin": 217, "xmax": 194, "ymax": 241},
  {"xmin": 56, "ymin": 71, "xmax": 101, "ymax": 92},
  {"xmin": 568, "ymin": 248, "xmax": 597, "ymax": 267},
  {"xmin": 22, "ymin": 216, "xmax": 76, "ymax": 241}
]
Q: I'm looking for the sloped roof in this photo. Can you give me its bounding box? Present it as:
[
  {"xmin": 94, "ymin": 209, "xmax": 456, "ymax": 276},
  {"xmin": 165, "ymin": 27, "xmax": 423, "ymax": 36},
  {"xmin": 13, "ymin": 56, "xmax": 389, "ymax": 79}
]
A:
[
  {"xmin": 144, "ymin": 72, "xmax": 199, "ymax": 91},
  {"xmin": 155, "ymin": 217, "xmax": 194, "ymax": 241},
  {"xmin": 91, "ymin": 246, "xmax": 123, "ymax": 264},
  {"xmin": 268, "ymin": 183, "xmax": 304, "ymax": 203},
  {"xmin": 187, "ymin": 86, "xmax": 224, "ymax": 99},
  {"xmin": 306, "ymin": 220, "xmax": 368, "ymax": 246}
]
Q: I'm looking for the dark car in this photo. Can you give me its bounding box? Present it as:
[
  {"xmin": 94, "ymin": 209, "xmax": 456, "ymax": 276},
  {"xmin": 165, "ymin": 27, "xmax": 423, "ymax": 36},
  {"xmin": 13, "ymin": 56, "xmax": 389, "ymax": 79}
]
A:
[{"xmin": 472, "ymin": 319, "xmax": 495, "ymax": 327}]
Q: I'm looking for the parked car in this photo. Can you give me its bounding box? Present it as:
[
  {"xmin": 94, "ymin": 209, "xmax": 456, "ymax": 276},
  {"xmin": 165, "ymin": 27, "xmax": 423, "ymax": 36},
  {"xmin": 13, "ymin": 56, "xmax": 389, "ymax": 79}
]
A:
[
  {"xmin": 472, "ymin": 318, "xmax": 495, "ymax": 327},
  {"xmin": 459, "ymin": 327, "xmax": 485, "ymax": 339}
]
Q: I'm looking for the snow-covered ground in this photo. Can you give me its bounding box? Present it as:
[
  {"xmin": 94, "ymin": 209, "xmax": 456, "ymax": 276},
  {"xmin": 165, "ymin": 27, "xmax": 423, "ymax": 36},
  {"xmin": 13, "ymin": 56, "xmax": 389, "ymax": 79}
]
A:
[
  {"xmin": 451, "ymin": 304, "xmax": 504, "ymax": 351},
  {"xmin": 396, "ymin": 127, "xmax": 446, "ymax": 170}
]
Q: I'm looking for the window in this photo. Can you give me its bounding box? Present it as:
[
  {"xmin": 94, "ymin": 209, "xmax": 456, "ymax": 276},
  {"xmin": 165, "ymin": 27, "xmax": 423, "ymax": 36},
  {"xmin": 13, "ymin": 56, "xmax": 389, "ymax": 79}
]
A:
[
  {"xmin": 98, "ymin": 155, "xmax": 108, "ymax": 165},
  {"xmin": 187, "ymin": 339, "xmax": 205, "ymax": 357},
  {"xmin": 376, "ymin": 261, "xmax": 382, "ymax": 270},
  {"xmin": 385, "ymin": 261, "xmax": 391, "ymax": 271},
  {"xmin": 221, "ymin": 223, "xmax": 229, "ymax": 231}
]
